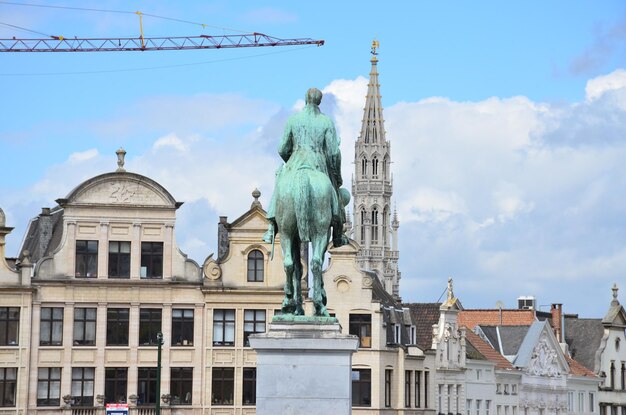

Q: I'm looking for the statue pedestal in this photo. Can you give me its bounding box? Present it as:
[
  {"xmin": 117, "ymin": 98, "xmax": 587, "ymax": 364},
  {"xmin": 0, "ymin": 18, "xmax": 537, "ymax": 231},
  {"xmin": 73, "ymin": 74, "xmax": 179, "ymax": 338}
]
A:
[{"xmin": 249, "ymin": 318, "xmax": 359, "ymax": 415}]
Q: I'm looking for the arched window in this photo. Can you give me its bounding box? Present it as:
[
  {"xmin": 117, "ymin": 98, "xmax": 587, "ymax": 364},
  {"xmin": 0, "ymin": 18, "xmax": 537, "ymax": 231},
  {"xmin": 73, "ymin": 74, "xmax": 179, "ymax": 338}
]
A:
[
  {"xmin": 247, "ymin": 250, "xmax": 264, "ymax": 282},
  {"xmin": 371, "ymin": 208, "xmax": 379, "ymax": 244},
  {"xmin": 382, "ymin": 207, "xmax": 388, "ymax": 246},
  {"xmin": 372, "ymin": 157, "xmax": 379, "ymax": 178},
  {"xmin": 360, "ymin": 209, "xmax": 366, "ymax": 245},
  {"xmin": 361, "ymin": 158, "xmax": 368, "ymax": 178},
  {"xmin": 383, "ymin": 157, "xmax": 389, "ymax": 180}
]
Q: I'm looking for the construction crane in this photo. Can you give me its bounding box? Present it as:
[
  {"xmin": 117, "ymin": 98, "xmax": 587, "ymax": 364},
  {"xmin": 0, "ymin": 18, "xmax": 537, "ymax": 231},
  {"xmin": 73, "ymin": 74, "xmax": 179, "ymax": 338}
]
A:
[
  {"xmin": 0, "ymin": 33, "xmax": 324, "ymax": 52},
  {"xmin": 0, "ymin": 6, "xmax": 323, "ymax": 53}
]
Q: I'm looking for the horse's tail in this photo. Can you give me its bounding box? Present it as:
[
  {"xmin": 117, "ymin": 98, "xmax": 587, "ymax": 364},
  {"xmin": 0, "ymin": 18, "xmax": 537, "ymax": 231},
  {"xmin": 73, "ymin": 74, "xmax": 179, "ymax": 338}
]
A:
[{"xmin": 295, "ymin": 170, "xmax": 311, "ymax": 242}]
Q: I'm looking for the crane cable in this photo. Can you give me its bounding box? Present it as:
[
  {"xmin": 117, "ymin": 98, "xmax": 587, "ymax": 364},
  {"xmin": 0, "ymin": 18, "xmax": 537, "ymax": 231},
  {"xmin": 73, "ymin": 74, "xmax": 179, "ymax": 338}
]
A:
[{"xmin": 0, "ymin": 0, "xmax": 251, "ymax": 36}]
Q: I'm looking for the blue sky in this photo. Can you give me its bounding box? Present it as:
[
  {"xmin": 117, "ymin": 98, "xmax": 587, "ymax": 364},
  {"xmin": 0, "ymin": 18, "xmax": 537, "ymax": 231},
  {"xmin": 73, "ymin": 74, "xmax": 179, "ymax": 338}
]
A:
[{"xmin": 1, "ymin": 1, "xmax": 626, "ymax": 317}]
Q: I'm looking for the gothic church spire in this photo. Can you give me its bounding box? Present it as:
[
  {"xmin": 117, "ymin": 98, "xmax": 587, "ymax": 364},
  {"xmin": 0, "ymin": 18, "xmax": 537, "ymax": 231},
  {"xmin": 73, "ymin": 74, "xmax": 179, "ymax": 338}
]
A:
[{"xmin": 352, "ymin": 41, "xmax": 401, "ymax": 300}]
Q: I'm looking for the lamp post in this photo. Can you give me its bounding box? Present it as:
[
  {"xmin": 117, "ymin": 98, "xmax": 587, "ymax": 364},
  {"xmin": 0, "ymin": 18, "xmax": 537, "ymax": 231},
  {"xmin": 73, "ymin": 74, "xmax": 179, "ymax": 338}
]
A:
[{"xmin": 156, "ymin": 332, "xmax": 164, "ymax": 415}]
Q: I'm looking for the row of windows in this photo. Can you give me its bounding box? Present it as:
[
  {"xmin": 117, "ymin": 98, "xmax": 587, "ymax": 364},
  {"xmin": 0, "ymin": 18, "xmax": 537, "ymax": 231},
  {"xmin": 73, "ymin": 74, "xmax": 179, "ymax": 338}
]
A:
[
  {"xmin": 4, "ymin": 308, "xmax": 382, "ymax": 349},
  {"xmin": 438, "ymin": 383, "xmax": 462, "ymax": 413},
  {"xmin": 467, "ymin": 399, "xmax": 496, "ymax": 415},
  {"xmin": 353, "ymin": 369, "xmax": 430, "ymax": 408},
  {"xmin": 76, "ymin": 241, "xmax": 266, "ymax": 282},
  {"xmin": 568, "ymin": 391, "xmax": 597, "ymax": 413},
  {"xmin": 75, "ymin": 240, "xmax": 163, "ymax": 278},
  {"xmin": 495, "ymin": 383, "xmax": 517, "ymax": 395},
  {"xmin": 3, "ymin": 308, "xmax": 382, "ymax": 349},
  {"xmin": 37, "ymin": 307, "xmax": 195, "ymax": 347},
  {"xmin": 33, "ymin": 366, "xmax": 194, "ymax": 407},
  {"xmin": 358, "ymin": 208, "xmax": 389, "ymax": 245},
  {"xmin": 360, "ymin": 156, "xmax": 389, "ymax": 179}
]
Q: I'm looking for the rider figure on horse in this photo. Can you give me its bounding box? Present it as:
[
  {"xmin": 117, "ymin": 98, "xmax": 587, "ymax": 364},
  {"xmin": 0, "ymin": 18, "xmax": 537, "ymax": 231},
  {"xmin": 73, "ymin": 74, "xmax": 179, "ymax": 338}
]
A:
[{"xmin": 263, "ymin": 87, "xmax": 349, "ymax": 248}]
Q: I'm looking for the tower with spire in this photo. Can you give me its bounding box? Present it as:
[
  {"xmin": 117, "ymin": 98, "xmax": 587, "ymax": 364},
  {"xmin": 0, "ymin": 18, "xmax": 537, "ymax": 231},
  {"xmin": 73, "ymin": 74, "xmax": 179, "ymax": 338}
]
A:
[{"xmin": 352, "ymin": 41, "xmax": 401, "ymax": 300}]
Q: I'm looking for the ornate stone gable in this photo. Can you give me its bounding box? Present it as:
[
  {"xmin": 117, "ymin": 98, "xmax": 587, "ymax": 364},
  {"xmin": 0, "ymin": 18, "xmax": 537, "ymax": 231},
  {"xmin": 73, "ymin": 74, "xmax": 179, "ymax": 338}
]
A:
[
  {"xmin": 526, "ymin": 334, "xmax": 562, "ymax": 377},
  {"xmin": 60, "ymin": 172, "xmax": 179, "ymax": 208}
]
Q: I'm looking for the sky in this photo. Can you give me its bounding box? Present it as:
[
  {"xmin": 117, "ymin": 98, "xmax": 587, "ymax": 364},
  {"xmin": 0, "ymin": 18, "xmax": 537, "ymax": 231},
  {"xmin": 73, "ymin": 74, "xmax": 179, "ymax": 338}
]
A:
[{"xmin": 1, "ymin": 1, "xmax": 626, "ymax": 317}]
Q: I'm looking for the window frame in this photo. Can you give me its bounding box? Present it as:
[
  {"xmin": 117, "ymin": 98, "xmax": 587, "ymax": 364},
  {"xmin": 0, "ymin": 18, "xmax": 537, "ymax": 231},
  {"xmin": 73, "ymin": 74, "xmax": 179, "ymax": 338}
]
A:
[
  {"xmin": 212, "ymin": 367, "xmax": 234, "ymax": 406},
  {"xmin": 0, "ymin": 307, "xmax": 19, "ymax": 346},
  {"xmin": 106, "ymin": 308, "xmax": 129, "ymax": 346},
  {"xmin": 415, "ymin": 370, "xmax": 421, "ymax": 408},
  {"xmin": 75, "ymin": 240, "xmax": 98, "ymax": 278},
  {"xmin": 171, "ymin": 309, "xmax": 194, "ymax": 346},
  {"xmin": 139, "ymin": 309, "xmax": 162, "ymax": 346},
  {"xmin": 40, "ymin": 307, "xmax": 64, "ymax": 346},
  {"xmin": 71, "ymin": 367, "xmax": 94, "ymax": 407},
  {"xmin": 243, "ymin": 309, "xmax": 266, "ymax": 347},
  {"xmin": 247, "ymin": 250, "xmax": 264, "ymax": 282},
  {"xmin": 137, "ymin": 367, "xmax": 157, "ymax": 406},
  {"xmin": 0, "ymin": 368, "xmax": 17, "ymax": 407},
  {"xmin": 108, "ymin": 241, "xmax": 131, "ymax": 279},
  {"xmin": 37, "ymin": 367, "xmax": 61, "ymax": 407},
  {"xmin": 242, "ymin": 367, "xmax": 256, "ymax": 406},
  {"xmin": 405, "ymin": 370, "xmax": 411, "ymax": 408},
  {"xmin": 140, "ymin": 242, "xmax": 163, "ymax": 279},
  {"xmin": 385, "ymin": 369, "xmax": 392, "ymax": 407},
  {"xmin": 213, "ymin": 309, "xmax": 235, "ymax": 347},
  {"xmin": 170, "ymin": 367, "xmax": 192, "ymax": 406},
  {"xmin": 349, "ymin": 314, "xmax": 372, "ymax": 348},
  {"xmin": 73, "ymin": 308, "xmax": 96, "ymax": 346},
  {"xmin": 104, "ymin": 367, "xmax": 127, "ymax": 405},
  {"xmin": 352, "ymin": 368, "xmax": 371, "ymax": 407}
]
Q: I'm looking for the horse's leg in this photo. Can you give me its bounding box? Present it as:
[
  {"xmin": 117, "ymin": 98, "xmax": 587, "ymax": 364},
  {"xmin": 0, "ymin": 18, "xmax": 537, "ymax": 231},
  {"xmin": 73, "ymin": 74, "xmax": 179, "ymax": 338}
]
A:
[
  {"xmin": 292, "ymin": 237, "xmax": 304, "ymax": 315},
  {"xmin": 280, "ymin": 235, "xmax": 296, "ymax": 314},
  {"xmin": 311, "ymin": 234, "xmax": 330, "ymax": 317}
]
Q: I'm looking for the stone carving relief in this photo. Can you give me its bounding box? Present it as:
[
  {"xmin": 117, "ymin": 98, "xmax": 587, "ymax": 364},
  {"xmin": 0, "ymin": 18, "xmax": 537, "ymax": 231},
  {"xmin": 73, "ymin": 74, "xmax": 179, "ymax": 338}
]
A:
[
  {"xmin": 526, "ymin": 335, "xmax": 561, "ymax": 377},
  {"xmin": 110, "ymin": 182, "xmax": 136, "ymax": 203},
  {"xmin": 203, "ymin": 254, "xmax": 222, "ymax": 281}
]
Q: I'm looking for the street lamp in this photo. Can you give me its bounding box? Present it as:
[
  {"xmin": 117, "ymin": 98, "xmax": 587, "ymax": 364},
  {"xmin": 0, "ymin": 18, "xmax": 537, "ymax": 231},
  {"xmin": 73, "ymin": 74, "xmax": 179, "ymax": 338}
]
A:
[{"xmin": 156, "ymin": 332, "xmax": 164, "ymax": 415}]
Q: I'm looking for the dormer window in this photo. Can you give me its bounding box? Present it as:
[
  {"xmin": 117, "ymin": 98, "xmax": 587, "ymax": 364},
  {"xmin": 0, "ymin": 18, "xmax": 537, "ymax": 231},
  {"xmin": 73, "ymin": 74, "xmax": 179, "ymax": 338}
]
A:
[
  {"xmin": 247, "ymin": 250, "xmax": 264, "ymax": 282},
  {"xmin": 76, "ymin": 240, "xmax": 98, "ymax": 278}
]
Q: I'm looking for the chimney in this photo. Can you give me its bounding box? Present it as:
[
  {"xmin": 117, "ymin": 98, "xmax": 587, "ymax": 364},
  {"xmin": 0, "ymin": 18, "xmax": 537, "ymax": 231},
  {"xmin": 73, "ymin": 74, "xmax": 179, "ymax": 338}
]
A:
[
  {"xmin": 217, "ymin": 216, "xmax": 229, "ymax": 262},
  {"xmin": 551, "ymin": 303, "xmax": 563, "ymax": 342},
  {"xmin": 37, "ymin": 207, "xmax": 53, "ymax": 259}
]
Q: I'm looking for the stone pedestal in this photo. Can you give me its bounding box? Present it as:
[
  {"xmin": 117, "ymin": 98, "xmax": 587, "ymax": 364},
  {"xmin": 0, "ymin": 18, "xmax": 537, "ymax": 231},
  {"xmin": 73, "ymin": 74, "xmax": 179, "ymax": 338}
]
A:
[{"xmin": 249, "ymin": 318, "xmax": 359, "ymax": 415}]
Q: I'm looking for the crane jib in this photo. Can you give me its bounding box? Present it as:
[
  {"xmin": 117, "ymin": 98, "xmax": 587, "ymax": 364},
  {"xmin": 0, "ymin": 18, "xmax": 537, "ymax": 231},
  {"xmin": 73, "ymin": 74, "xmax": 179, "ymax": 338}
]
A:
[{"xmin": 0, "ymin": 34, "xmax": 324, "ymax": 52}]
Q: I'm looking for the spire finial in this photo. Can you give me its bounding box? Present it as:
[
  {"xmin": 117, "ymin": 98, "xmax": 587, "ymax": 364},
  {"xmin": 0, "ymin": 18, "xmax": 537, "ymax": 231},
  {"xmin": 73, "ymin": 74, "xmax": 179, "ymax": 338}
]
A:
[
  {"xmin": 251, "ymin": 188, "xmax": 262, "ymax": 209},
  {"xmin": 612, "ymin": 283, "xmax": 619, "ymax": 306},
  {"xmin": 370, "ymin": 39, "xmax": 379, "ymax": 62},
  {"xmin": 116, "ymin": 147, "xmax": 127, "ymax": 172}
]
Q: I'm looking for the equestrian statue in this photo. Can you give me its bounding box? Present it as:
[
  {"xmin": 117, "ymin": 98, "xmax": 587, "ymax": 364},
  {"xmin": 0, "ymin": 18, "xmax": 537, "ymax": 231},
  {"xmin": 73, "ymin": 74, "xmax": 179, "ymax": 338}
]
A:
[{"xmin": 264, "ymin": 87, "xmax": 350, "ymax": 317}]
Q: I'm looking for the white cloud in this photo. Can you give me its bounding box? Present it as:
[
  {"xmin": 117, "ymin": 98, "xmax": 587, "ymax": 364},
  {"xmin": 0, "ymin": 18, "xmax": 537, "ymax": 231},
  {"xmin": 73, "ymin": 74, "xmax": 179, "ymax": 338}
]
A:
[
  {"xmin": 153, "ymin": 134, "xmax": 188, "ymax": 152},
  {"xmin": 68, "ymin": 148, "xmax": 98, "ymax": 163},
  {"xmin": 585, "ymin": 69, "xmax": 626, "ymax": 101}
]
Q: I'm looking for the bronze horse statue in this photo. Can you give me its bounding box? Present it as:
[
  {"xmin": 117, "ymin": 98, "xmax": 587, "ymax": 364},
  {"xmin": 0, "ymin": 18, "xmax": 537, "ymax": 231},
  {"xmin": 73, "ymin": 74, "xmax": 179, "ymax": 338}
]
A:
[{"xmin": 264, "ymin": 88, "xmax": 349, "ymax": 317}]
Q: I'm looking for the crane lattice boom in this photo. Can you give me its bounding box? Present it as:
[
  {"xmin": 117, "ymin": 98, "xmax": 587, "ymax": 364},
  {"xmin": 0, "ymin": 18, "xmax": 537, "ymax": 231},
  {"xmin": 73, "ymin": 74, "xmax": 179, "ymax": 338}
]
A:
[{"xmin": 0, "ymin": 33, "xmax": 324, "ymax": 52}]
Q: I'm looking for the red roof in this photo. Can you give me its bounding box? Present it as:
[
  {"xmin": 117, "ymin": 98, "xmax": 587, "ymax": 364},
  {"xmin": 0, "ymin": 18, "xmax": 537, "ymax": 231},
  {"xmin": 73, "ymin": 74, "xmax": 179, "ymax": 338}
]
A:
[
  {"xmin": 459, "ymin": 309, "xmax": 537, "ymax": 329},
  {"xmin": 566, "ymin": 355, "xmax": 597, "ymax": 378},
  {"xmin": 465, "ymin": 328, "xmax": 516, "ymax": 370}
]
